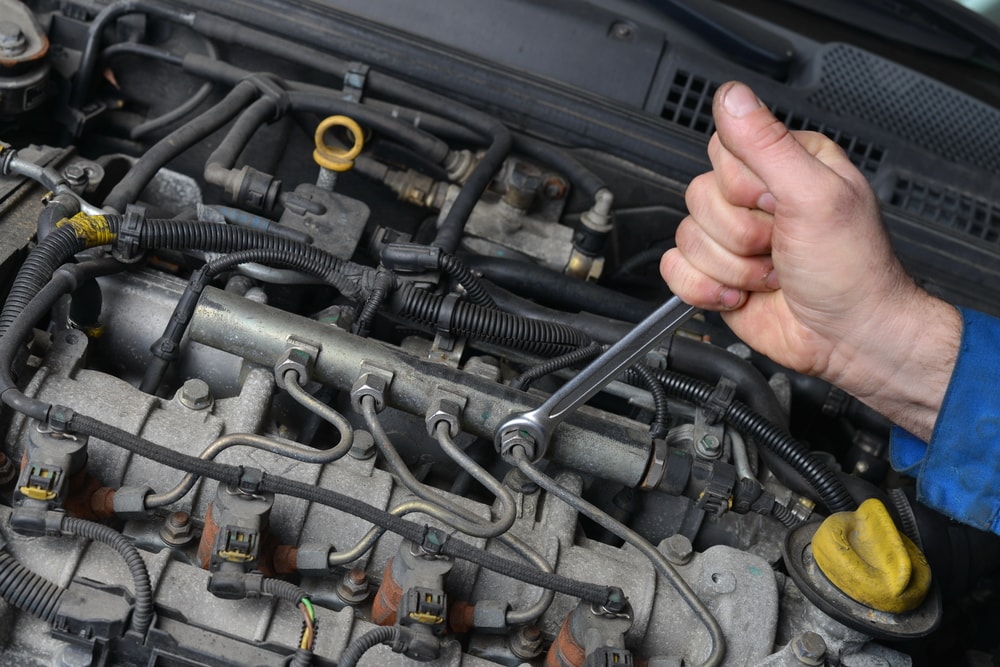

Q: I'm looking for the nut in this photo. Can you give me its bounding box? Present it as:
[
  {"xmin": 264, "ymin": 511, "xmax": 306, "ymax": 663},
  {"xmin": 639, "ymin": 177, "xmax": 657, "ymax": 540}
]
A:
[
  {"xmin": 350, "ymin": 371, "xmax": 390, "ymax": 413},
  {"xmin": 177, "ymin": 378, "xmax": 213, "ymax": 410},
  {"xmin": 509, "ymin": 626, "xmax": 544, "ymax": 660},
  {"xmin": 424, "ymin": 394, "xmax": 466, "ymax": 438},
  {"xmin": 160, "ymin": 511, "xmax": 194, "ymax": 546},
  {"xmin": 497, "ymin": 427, "xmax": 535, "ymax": 463},
  {"xmin": 274, "ymin": 338, "xmax": 320, "ymax": 389},
  {"xmin": 336, "ymin": 566, "xmax": 370, "ymax": 605}
]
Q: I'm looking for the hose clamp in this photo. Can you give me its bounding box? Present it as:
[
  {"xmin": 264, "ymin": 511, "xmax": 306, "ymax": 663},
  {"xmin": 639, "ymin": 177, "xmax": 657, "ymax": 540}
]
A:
[
  {"xmin": 243, "ymin": 73, "xmax": 290, "ymax": 121},
  {"xmin": 342, "ymin": 62, "xmax": 370, "ymax": 103},
  {"xmin": 112, "ymin": 204, "xmax": 146, "ymax": 264}
]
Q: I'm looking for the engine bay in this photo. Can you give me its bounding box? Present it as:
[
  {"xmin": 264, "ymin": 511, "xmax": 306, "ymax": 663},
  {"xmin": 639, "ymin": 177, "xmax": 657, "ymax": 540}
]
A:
[{"xmin": 1, "ymin": 1, "xmax": 1000, "ymax": 665}]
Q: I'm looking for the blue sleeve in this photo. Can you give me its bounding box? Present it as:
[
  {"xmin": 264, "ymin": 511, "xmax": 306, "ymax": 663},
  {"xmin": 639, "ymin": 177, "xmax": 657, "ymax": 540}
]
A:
[{"xmin": 890, "ymin": 307, "xmax": 1000, "ymax": 534}]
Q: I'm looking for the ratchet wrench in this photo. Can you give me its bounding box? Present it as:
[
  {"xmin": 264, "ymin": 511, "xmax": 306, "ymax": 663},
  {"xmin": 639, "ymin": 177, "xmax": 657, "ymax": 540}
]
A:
[{"xmin": 495, "ymin": 296, "xmax": 697, "ymax": 460}]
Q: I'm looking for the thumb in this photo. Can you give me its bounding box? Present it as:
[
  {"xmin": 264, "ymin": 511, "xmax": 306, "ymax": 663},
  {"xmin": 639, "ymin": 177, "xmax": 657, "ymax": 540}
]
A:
[{"xmin": 712, "ymin": 82, "xmax": 831, "ymax": 204}]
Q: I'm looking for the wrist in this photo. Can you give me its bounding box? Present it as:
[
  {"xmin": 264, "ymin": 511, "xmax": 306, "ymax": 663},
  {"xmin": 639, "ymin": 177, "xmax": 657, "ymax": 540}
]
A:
[{"xmin": 824, "ymin": 290, "xmax": 961, "ymax": 441}]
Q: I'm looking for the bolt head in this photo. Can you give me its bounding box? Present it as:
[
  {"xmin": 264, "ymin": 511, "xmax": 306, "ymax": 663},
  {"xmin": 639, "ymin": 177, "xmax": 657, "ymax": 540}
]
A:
[
  {"xmin": 178, "ymin": 379, "xmax": 213, "ymax": 410},
  {"xmin": 609, "ymin": 21, "xmax": 635, "ymax": 40},
  {"xmin": 662, "ymin": 533, "xmax": 694, "ymax": 565},
  {"xmin": 792, "ymin": 631, "xmax": 827, "ymax": 665}
]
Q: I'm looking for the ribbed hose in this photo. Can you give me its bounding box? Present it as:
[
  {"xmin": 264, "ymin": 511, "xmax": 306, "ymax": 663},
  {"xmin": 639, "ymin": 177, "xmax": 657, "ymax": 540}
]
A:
[
  {"xmin": 0, "ymin": 551, "xmax": 66, "ymax": 623},
  {"xmin": 0, "ymin": 225, "xmax": 87, "ymax": 337},
  {"xmin": 642, "ymin": 367, "xmax": 855, "ymax": 513},
  {"xmin": 1, "ymin": 216, "xmax": 365, "ymax": 342},
  {"xmin": 628, "ymin": 362, "xmax": 670, "ymax": 440},
  {"xmin": 339, "ymin": 626, "xmax": 403, "ymax": 667},
  {"xmin": 438, "ymin": 252, "xmax": 495, "ymax": 308},
  {"xmin": 261, "ymin": 578, "xmax": 313, "ymax": 666},
  {"xmin": 391, "ymin": 283, "xmax": 589, "ymax": 357},
  {"xmin": 353, "ymin": 269, "xmax": 394, "ymax": 337},
  {"xmin": 289, "ymin": 648, "xmax": 314, "ymax": 667},
  {"xmin": 60, "ymin": 517, "xmax": 153, "ymax": 635},
  {"xmin": 510, "ymin": 341, "xmax": 604, "ymax": 390},
  {"xmin": 771, "ymin": 502, "xmax": 799, "ymax": 527}
]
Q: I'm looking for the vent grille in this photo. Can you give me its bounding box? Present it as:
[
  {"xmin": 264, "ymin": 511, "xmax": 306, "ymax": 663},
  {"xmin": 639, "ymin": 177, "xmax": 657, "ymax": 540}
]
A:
[
  {"xmin": 661, "ymin": 71, "xmax": 885, "ymax": 177},
  {"xmin": 891, "ymin": 177, "xmax": 1000, "ymax": 244}
]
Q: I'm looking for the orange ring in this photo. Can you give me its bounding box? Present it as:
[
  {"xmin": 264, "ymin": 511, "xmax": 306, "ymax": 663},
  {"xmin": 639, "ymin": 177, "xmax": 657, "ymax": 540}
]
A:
[{"xmin": 312, "ymin": 115, "xmax": 364, "ymax": 172}]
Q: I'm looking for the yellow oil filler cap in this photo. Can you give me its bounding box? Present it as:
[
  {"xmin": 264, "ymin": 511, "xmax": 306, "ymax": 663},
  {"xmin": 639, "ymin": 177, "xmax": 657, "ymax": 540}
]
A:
[{"xmin": 812, "ymin": 498, "xmax": 931, "ymax": 613}]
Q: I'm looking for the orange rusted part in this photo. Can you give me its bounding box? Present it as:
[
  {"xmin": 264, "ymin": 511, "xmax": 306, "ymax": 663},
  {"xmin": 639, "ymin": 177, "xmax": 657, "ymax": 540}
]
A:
[
  {"xmin": 272, "ymin": 545, "xmax": 299, "ymax": 575},
  {"xmin": 197, "ymin": 503, "xmax": 221, "ymax": 569},
  {"xmin": 545, "ymin": 612, "xmax": 585, "ymax": 667},
  {"xmin": 88, "ymin": 486, "xmax": 116, "ymax": 519},
  {"xmin": 371, "ymin": 558, "xmax": 402, "ymax": 626},
  {"xmin": 64, "ymin": 468, "xmax": 105, "ymax": 520},
  {"xmin": 0, "ymin": 34, "xmax": 48, "ymax": 69},
  {"xmin": 448, "ymin": 600, "xmax": 476, "ymax": 634}
]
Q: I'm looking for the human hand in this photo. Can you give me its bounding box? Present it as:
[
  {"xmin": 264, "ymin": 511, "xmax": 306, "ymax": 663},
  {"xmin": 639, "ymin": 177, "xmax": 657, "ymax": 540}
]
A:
[{"xmin": 660, "ymin": 82, "xmax": 960, "ymax": 438}]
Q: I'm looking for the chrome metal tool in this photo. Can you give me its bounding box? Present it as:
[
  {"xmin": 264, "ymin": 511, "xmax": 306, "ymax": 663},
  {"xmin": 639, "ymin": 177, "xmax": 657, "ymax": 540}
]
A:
[{"xmin": 495, "ymin": 296, "xmax": 697, "ymax": 460}]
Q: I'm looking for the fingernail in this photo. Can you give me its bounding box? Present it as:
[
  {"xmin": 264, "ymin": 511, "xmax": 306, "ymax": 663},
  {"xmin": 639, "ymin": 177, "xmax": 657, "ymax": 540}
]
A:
[
  {"xmin": 765, "ymin": 270, "xmax": 780, "ymax": 290},
  {"xmin": 720, "ymin": 287, "xmax": 744, "ymax": 309},
  {"xmin": 723, "ymin": 83, "xmax": 763, "ymax": 118},
  {"xmin": 757, "ymin": 192, "xmax": 776, "ymax": 213}
]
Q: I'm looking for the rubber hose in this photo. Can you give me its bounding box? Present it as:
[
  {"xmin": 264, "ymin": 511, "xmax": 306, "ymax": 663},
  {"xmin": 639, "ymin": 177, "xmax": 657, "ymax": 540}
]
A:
[
  {"xmin": 103, "ymin": 80, "xmax": 258, "ymax": 212},
  {"xmin": 0, "ymin": 551, "xmax": 66, "ymax": 623},
  {"xmin": 339, "ymin": 626, "xmax": 403, "ymax": 667},
  {"xmin": 391, "ymin": 283, "xmax": 589, "ymax": 357},
  {"xmin": 770, "ymin": 501, "xmax": 799, "ymax": 527},
  {"xmin": 72, "ymin": 0, "xmax": 196, "ymax": 109},
  {"xmin": 0, "ymin": 224, "xmax": 86, "ymax": 337},
  {"xmin": 438, "ymin": 252, "xmax": 495, "ymax": 308},
  {"xmin": 511, "ymin": 341, "xmax": 603, "ymax": 390},
  {"xmin": 354, "ymin": 269, "xmax": 394, "ymax": 337},
  {"xmin": 61, "ymin": 517, "xmax": 153, "ymax": 635},
  {"xmin": 1, "ymin": 217, "xmax": 363, "ymax": 340},
  {"xmin": 629, "ymin": 362, "xmax": 670, "ymax": 440},
  {"xmin": 461, "ymin": 255, "xmax": 657, "ymax": 324},
  {"xmin": 206, "ymin": 95, "xmax": 277, "ymax": 171}
]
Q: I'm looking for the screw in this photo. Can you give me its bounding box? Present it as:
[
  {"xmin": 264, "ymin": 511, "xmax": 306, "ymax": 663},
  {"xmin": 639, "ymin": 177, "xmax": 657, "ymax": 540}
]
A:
[
  {"xmin": 509, "ymin": 625, "xmax": 544, "ymax": 660},
  {"xmin": 177, "ymin": 378, "xmax": 213, "ymax": 410},
  {"xmin": 63, "ymin": 164, "xmax": 88, "ymax": 190},
  {"xmin": 336, "ymin": 566, "xmax": 370, "ymax": 605},
  {"xmin": 791, "ymin": 631, "xmax": 827, "ymax": 666},
  {"xmin": 609, "ymin": 21, "xmax": 634, "ymax": 41},
  {"xmin": 0, "ymin": 21, "xmax": 26, "ymax": 58},
  {"xmin": 696, "ymin": 434, "xmax": 721, "ymax": 458},
  {"xmin": 661, "ymin": 533, "xmax": 694, "ymax": 565},
  {"xmin": 160, "ymin": 511, "xmax": 194, "ymax": 546}
]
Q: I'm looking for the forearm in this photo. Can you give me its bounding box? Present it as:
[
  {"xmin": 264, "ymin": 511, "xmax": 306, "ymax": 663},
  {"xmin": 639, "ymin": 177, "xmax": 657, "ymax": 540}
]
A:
[{"xmin": 825, "ymin": 291, "xmax": 962, "ymax": 441}]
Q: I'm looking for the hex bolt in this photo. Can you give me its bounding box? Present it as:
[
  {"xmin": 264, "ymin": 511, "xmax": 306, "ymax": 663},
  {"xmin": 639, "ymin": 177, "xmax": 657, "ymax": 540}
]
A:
[
  {"xmin": 542, "ymin": 176, "xmax": 568, "ymax": 200},
  {"xmin": 62, "ymin": 164, "xmax": 89, "ymax": 190},
  {"xmin": 177, "ymin": 378, "xmax": 214, "ymax": 410},
  {"xmin": 502, "ymin": 162, "xmax": 542, "ymax": 211},
  {"xmin": 696, "ymin": 434, "xmax": 721, "ymax": 458},
  {"xmin": 160, "ymin": 511, "xmax": 194, "ymax": 546},
  {"xmin": 791, "ymin": 631, "xmax": 827, "ymax": 666},
  {"xmin": 509, "ymin": 625, "xmax": 544, "ymax": 660},
  {"xmin": 661, "ymin": 533, "xmax": 694, "ymax": 565},
  {"xmin": 336, "ymin": 566, "xmax": 370, "ymax": 605},
  {"xmin": 0, "ymin": 21, "xmax": 26, "ymax": 58},
  {"xmin": 348, "ymin": 429, "xmax": 376, "ymax": 460}
]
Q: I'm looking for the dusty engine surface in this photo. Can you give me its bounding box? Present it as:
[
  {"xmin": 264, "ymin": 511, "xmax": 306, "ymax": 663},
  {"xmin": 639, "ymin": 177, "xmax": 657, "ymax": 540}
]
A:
[{"xmin": 1, "ymin": 1, "xmax": 1000, "ymax": 666}]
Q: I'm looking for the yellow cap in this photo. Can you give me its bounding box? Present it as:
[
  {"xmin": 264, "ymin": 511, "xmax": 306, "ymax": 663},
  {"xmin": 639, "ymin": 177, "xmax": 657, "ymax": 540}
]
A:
[
  {"xmin": 312, "ymin": 115, "xmax": 365, "ymax": 172},
  {"xmin": 812, "ymin": 498, "xmax": 931, "ymax": 613}
]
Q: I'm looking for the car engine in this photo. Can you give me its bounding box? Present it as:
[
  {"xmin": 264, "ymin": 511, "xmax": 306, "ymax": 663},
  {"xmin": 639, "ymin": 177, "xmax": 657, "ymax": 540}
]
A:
[{"xmin": 1, "ymin": 1, "xmax": 1000, "ymax": 665}]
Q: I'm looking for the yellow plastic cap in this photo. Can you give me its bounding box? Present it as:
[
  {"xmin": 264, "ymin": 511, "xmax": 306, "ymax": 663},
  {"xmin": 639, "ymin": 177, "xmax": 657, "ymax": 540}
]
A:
[
  {"xmin": 812, "ymin": 498, "xmax": 931, "ymax": 613},
  {"xmin": 313, "ymin": 115, "xmax": 365, "ymax": 172}
]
